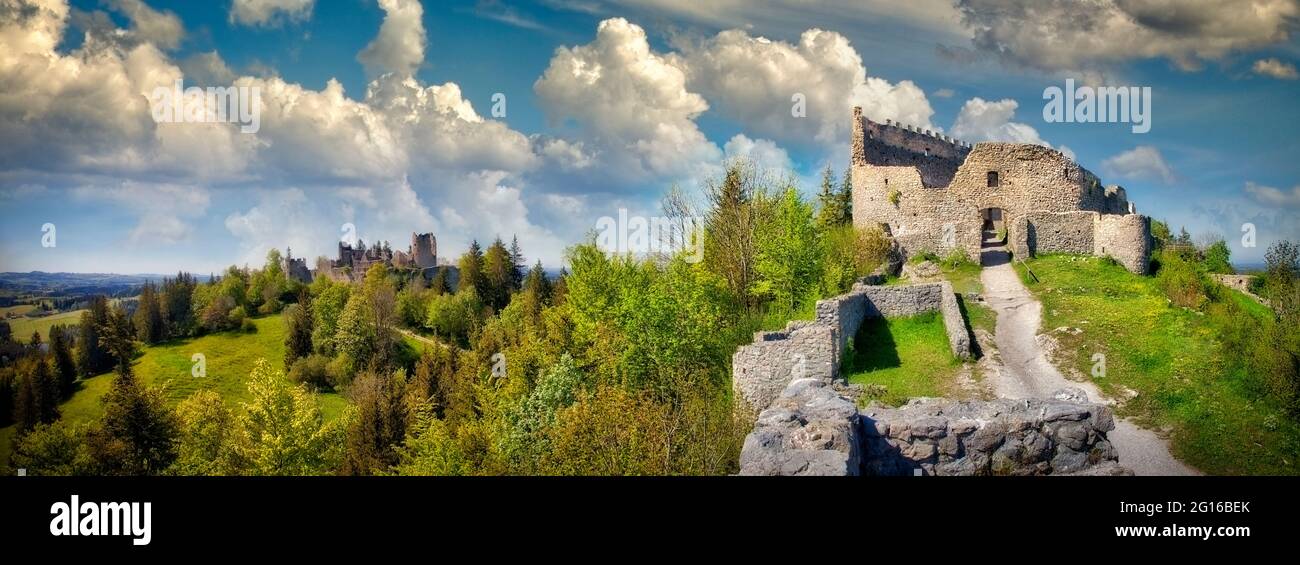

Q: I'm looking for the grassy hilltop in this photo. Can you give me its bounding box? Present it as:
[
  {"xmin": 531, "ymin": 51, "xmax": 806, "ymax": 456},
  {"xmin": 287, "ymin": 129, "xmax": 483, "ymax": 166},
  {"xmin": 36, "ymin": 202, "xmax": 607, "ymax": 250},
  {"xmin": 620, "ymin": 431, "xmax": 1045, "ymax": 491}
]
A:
[
  {"xmin": 1015, "ymin": 255, "xmax": 1299, "ymax": 475},
  {"xmin": 0, "ymin": 315, "xmax": 355, "ymax": 472}
]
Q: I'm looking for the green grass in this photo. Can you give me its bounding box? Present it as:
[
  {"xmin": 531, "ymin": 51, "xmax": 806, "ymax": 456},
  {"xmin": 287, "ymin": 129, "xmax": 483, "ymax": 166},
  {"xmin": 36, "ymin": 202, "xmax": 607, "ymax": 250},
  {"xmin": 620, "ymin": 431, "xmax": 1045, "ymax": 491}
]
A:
[
  {"xmin": 961, "ymin": 298, "xmax": 996, "ymax": 337},
  {"xmin": 1016, "ymin": 254, "xmax": 1300, "ymax": 475},
  {"xmin": 941, "ymin": 261, "xmax": 983, "ymax": 295},
  {"xmin": 1, "ymin": 315, "xmax": 350, "ymax": 472},
  {"xmin": 841, "ymin": 312, "xmax": 963, "ymax": 406},
  {"xmin": 1, "ymin": 304, "xmax": 38, "ymax": 317},
  {"xmin": 9, "ymin": 310, "xmax": 84, "ymax": 343}
]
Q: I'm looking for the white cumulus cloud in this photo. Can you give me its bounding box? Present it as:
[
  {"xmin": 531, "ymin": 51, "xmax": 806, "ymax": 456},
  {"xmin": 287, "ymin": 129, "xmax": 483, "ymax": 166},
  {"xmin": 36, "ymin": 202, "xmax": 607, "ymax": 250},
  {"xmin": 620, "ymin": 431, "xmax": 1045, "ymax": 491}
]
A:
[
  {"xmin": 676, "ymin": 27, "xmax": 937, "ymax": 145},
  {"xmin": 1101, "ymin": 146, "xmax": 1178, "ymax": 184},
  {"xmin": 230, "ymin": 0, "xmax": 315, "ymax": 27},
  {"xmin": 533, "ymin": 17, "xmax": 721, "ymax": 183},
  {"xmin": 357, "ymin": 0, "xmax": 427, "ymax": 78},
  {"xmin": 950, "ymin": 97, "xmax": 1048, "ymax": 146}
]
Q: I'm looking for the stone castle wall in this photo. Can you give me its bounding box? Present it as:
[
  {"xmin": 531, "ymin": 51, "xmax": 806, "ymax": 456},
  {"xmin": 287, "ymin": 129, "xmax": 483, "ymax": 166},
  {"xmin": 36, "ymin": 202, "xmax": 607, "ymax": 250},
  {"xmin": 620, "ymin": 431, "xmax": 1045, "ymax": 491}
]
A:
[
  {"xmin": 1011, "ymin": 211, "xmax": 1096, "ymax": 257},
  {"xmin": 1094, "ymin": 213, "xmax": 1150, "ymax": 274},
  {"xmin": 849, "ymin": 107, "xmax": 1150, "ymax": 273},
  {"xmin": 1211, "ymin": 274, "xmax": 1255, "ymax": 294},
  {"xmin": 731, "ymin": 321, "xmax": 838, "ymax": 413},
  {"xmin": 856, "ymin": 392, "xmax": 1128, "ymax": 476},
  {"xmin": 733, "ymin": 282, "xmax": 970, "ymax": 415}
]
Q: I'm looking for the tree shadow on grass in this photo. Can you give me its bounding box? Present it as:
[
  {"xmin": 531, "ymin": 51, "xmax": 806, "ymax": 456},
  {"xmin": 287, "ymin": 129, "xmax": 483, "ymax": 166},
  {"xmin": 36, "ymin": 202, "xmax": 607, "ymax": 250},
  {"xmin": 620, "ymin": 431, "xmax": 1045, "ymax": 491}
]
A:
[{"xmin": 843, "ymin": 316, "xmax": 900, "ymax": 373}]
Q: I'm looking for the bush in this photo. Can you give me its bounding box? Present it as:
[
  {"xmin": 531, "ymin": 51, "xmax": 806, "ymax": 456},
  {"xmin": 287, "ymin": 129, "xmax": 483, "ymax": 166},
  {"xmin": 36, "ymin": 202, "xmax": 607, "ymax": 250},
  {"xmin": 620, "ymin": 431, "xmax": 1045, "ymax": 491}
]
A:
[
  {"xmin": 288, "ymin": 354, "xmax": 337, "ymax": 391},
  {"xmin": 819, "ymin": 225, "xmax": 890, "ymax": 297},
  {"xmin": 887, "ymin": 189, "xmax": 901, "ymax": 206},
  {"xmin": 939, "ymin": 249, "xmax": 974, "ymax": 269},
  {"xmin": 241, "ymin": 317, "xmax": 258, "ymax": 333},
  {"xmin": 229, "ymin": 306, "xmax": 247, "ymax": 327},
  {"xmin": 1155, "ymin": 250, "xmax": 1209, "ymax": 309},
  {"xmin": 909, "ymin": 250, "xmax": 939, "ymax": 264}
]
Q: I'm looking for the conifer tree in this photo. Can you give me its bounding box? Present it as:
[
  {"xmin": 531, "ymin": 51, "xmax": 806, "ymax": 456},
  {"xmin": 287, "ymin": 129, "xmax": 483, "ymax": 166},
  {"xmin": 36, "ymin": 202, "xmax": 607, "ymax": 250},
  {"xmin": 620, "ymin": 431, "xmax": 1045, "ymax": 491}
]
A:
[
  {"xmin": 49, "ymin": 325, "xmax": 78, "ymax": 398},
  {"xmin": 458, "ymin": 240, "xmax": 484, "ymax": 293}
]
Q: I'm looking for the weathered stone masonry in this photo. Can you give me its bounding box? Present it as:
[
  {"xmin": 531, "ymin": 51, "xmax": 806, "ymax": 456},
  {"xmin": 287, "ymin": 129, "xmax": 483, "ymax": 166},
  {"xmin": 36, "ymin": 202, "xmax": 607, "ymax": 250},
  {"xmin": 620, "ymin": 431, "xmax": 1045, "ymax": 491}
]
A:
[
  {"xmin": 849, "ymin": 107, "xmax": 1150, "ymax": 274},
  {"xmin": 732, "ymin": 282, "xmax": 970, "ymax": 416},
  {"xmin": 732, "ymin": 281, "xmax": 1126, "ymax": 476}
]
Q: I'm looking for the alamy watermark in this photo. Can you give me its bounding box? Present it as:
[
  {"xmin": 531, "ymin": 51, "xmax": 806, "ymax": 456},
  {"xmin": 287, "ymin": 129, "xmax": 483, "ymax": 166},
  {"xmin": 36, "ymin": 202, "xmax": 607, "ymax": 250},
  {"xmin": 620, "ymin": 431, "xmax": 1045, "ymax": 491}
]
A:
[
  {"xmin": 595, "ymin": 209, "xmax": 705, "ymax": 263},
  {"xmin": 1043, "ymin": 79, "xmax": 1151, "ymax": 134},
  {"xmin": 149, "ymin": 79, "xmax": 261, "ymax": 134}
]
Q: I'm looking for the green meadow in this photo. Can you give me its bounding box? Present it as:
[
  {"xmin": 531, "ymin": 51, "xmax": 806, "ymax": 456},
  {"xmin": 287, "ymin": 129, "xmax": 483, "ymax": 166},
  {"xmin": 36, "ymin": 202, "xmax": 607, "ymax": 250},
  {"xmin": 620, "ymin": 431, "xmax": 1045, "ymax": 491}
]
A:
[
  {"xmin": 0, "ymin": 315, "xmax": 351, "ymax": 471},
  {"xmin": 1015, "ymin": 254, "xmax": 1299, "ymax": 475}
]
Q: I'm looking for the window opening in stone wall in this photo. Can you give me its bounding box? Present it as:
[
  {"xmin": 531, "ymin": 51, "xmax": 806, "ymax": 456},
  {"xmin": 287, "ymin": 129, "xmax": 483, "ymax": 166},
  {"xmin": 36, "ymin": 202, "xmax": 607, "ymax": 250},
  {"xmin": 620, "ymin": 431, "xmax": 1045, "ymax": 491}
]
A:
[{"xmin": 987, "ymin": 171, "xmax": 999, "ymax": 188}]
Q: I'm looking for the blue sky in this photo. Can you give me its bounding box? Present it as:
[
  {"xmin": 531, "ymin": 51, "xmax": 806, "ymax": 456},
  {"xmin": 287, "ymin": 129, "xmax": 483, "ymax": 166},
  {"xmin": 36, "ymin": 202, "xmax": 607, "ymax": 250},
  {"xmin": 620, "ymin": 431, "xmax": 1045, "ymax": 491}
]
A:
[{"xmin": 1, "ymin": 0, "xmax": 1298, "ymax": 274}]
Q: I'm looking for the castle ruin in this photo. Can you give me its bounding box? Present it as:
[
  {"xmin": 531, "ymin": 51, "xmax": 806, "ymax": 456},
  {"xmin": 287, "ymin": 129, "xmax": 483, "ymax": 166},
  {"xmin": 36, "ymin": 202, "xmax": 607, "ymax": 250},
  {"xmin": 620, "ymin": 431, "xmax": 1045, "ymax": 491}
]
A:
[
  {"xmin": 318, "ymin": 232, "xmax": 441, "ymax": 283},
  {"xmin": 283, "ymin": 248, "xmax": 312, "ymax": 284},
  {"xmin": 849, "ymin": 107, "xmax": 1150, "ymax": 274}
]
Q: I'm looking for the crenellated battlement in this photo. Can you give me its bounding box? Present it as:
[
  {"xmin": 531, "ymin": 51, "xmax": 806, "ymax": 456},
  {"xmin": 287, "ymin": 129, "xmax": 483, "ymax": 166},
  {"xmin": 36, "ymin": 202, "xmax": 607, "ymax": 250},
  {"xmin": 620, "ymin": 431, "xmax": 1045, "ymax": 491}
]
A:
[
  {"xmin": 851, "ymin": 106, "xmax": 972, "ymax": 187},
  {"xmin": 876, "ymin": 117, "xmax": 972, "ymax": 149}
]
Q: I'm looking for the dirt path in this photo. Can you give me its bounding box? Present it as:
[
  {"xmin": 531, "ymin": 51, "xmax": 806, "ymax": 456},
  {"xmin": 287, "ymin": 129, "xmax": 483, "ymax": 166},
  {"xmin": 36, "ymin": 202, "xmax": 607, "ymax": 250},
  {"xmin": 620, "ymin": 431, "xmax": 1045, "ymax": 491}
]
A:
[
  {"xmin": 978, "ymin": 245, "xmax": 1198, "ymax": 476},
  {"xmin": 399, "ymin": 329, "xmax": 447, "ymax": 350}
]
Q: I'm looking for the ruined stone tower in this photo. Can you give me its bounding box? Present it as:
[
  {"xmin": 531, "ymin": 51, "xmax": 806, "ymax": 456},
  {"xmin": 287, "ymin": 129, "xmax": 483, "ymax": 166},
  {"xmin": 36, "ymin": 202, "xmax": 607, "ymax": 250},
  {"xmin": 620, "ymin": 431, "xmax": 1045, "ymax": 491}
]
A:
[
  {"xmin": 849, "ymin": 106, "xmax": 1150, "ymax": 274},
  {"xmin": 411, "ymin": 232, "xmax": 436, "ymax": 269}
]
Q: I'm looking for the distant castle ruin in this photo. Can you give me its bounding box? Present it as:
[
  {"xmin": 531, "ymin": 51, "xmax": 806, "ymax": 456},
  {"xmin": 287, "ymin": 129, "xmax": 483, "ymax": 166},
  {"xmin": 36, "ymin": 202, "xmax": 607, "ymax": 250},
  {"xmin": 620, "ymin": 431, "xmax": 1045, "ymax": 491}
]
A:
[
  {"xmin": 850, "ymin": 107, "xmax": 1151, "ymax": 274},
  {"xmin": 314, "ymin": 232, "xmax": 445, "ymax": 283}
]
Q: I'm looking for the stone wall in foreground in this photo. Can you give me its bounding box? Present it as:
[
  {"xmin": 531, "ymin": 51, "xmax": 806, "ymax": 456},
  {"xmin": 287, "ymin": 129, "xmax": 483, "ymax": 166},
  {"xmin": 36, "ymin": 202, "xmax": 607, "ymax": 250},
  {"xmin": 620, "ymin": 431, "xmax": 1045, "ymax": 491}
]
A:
[
  {"xmin": 733, "ymin": 282, "xmax": 972, "ymax": 415},
  {"xmin": 739, "ymin": 385, "xmax": 1130, "ymax": 476},
  {"xmin": 859, "ymin": 390, "xmax": 1129, "ymax": 476},
  {"xmin": 739, "ymin": 379, "xmax": 862, "ymax": 476}
]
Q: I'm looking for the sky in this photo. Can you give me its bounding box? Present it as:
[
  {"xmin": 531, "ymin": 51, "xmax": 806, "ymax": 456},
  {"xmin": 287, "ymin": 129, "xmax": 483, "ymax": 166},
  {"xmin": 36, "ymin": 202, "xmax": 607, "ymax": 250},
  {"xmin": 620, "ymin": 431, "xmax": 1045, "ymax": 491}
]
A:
[{"xmin": 0, "ymin": 0, "xmax": 1297, "ymax": 274}]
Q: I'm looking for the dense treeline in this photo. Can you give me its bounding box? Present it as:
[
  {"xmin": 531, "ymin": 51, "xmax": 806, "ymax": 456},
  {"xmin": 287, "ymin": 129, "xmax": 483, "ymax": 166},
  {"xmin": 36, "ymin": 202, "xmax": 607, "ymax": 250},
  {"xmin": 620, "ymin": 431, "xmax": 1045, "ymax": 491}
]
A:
[{"xmin": 6, "ymin": 160, "xmax": 891, "ymax": 475}]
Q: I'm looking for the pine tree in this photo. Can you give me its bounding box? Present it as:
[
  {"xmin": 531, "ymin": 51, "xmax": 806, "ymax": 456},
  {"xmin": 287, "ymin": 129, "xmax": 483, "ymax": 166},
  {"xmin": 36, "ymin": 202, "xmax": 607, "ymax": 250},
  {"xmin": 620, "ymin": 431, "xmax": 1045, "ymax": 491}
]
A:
[
  {"xmin": 704, "ymin": 163, "xmax": 759, "ymax": 306},
  {"xmin": 523, "ymin": 260, "xmax": 551, "ymax": 302},
  {"xmin": 407, "ymin": 346, "xmax": 456, "ymax": 418},
  {"xmin": 160, "ymin": 272, "xmax": 197, "ymax": 338},
  {"xmin": 14, "ymin": 341, "xmax": 60, "ymax": 432},
  {"xmin": 509, "ymin": 236, "xmax": 526, "ymax": 290},
  {"xmin": 100, "ymin": 305, "xmax": 138, "ymax": 375},
  {"xmin": 343, "ymin": 369, "xmax": 408, "ymax": 475},
  {"xmin": 458, "ymin": 240, "xmax": 484, "ymax": 293},
  {"xmin": 90, "ymin": 368, "xmax": 179, "ymax": 475},
  {"xmin": 551, "ymin": 267, "xmax": 569, "ymax": 305},
  {"xmin": 838, "ymin": 166, "xmax": 854, "ymax": 224},
  {"xmin": 815, "ymin": 165, "xmax": 843, "ymax": 228},
  {"xmin": 76, "ymin": 296, "xmax": 112, "ymax": 377},
  {"xmin": 135, "ymin": 282, "xmax": 164, "ymax": 344},
  {"xmin": 0, "ymin": 370, "xmax": 14, "ymax": 427},
  {"xmin": 49, "ymin": 325, "xmax": 78, "ymax": 399},
  {"xmin": 482, "ymin": 238, "xmax": 514, "ymax": 311}
]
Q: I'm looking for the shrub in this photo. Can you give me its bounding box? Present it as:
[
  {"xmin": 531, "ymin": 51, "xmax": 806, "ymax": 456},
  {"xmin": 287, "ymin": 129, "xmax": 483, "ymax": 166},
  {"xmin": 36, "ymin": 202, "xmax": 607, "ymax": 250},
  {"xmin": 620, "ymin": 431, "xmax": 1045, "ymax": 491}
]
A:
[
  {"xmin": 288, "ymin": 354, "xmax": 337, "ymax": 391},
  {"xmin": 940, "ymin": 249, "xmax": 973, "ymax": 269},
  {"xmin": 227, "ymin": 305, "xmax": 247, "ymax": 331},
  {"xmin": 909, "ymin": 250, "xmax": 939, "ymax": 264},
  {"xmin": 241, "ymin": 317, "xmax": 257, "ymax": 333},
  {"xmin": 1155, "ymin": 250, "xmax": 1208, "ymax": 309},
  {"xmin": 819, "ymin": 225, "xmax": 890, "ymax": 296},
  {"xmin": 887, "ymin": 189, "xmax": 901, "ymax": 206}
]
